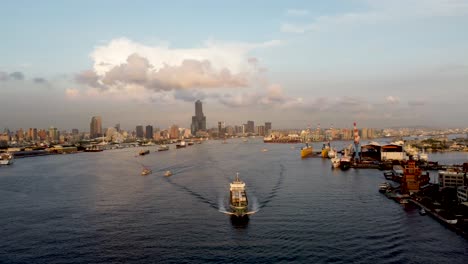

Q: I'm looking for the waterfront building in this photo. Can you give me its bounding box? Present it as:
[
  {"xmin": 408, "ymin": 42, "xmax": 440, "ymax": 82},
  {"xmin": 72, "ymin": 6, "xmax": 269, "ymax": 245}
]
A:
[
  {"xmin": 115, "ymin": 123, "xmax": 120, "ymax": 132},
  {"xmin": 136, "ymin": 125, "xmax": 144, "ymax": 138},
  {"xmin": 71, "ymin": 129, "xmax": 79, "ymax": 135},
  {"xmin": 218, "ymin": 121, "xmax": 225, "ymax": 137},
  {"xmin": 170, "ymin": 125, "xmax": 180, "ymax": 139},
  {"xmin": 48, "ymin": 126, "xmax": 58, "ymax": 142},
  {"xmin": 438, "ymin": 169, "xmax": 466, "ymax": 189},
  {"xmin": 90, "ymin": 116, "xmax": 102, "ymax": 139},
  {"xmin": 381, "ymin": 144, "xmax": 406, "ymax": 161},
  {"xmin": 457, "ymin": 186, "xmax": 468, "ymax": 203},
  {"xmin": 191, "ymin": 100, "xmax": 206, "ymax": 135},
  {"xmin": 145, "ymin": 125, "xmax": 153, "ymax": 140},
  {"xmin": 400, "ymin": 160, "xmax": 430, "ymax": 194},
  {"xmin": 226, "ymin": 126, "xmax": 234, "ymax": 136},
  {"xmin": 256, "ymin": 125, "xmax": 266, "ymax": 136},
  {"xmin": 265, "ymin": 122, "xmax": 272, "ymax": 135},
  {"xmin": 247, "ymin": 121, "xmax": 254, "ymax": 134}
]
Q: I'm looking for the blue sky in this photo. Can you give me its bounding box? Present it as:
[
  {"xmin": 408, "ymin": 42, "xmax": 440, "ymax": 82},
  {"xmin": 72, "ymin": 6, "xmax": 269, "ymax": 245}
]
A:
[{"xmin": 1, "ymin": 0, "xmax": 468, "ymax": 130}]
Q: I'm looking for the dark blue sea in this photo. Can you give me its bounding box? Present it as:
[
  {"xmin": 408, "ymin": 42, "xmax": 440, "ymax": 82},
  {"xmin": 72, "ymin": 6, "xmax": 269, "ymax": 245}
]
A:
[{"xmin": 1, "ymin": 138, "xmax": 467, "ymax": 263}]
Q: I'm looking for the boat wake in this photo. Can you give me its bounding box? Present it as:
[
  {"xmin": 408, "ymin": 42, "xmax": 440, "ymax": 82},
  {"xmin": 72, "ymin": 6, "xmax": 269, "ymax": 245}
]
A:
[{"xmin": 259, "ymin": 162, "xmax": 285, "ymax": 209}]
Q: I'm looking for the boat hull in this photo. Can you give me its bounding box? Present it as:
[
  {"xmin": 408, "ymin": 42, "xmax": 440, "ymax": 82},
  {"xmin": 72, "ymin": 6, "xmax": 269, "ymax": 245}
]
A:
[{"xmin": 301, "ymin": 147, "xmax": 313, "ymax": 158}]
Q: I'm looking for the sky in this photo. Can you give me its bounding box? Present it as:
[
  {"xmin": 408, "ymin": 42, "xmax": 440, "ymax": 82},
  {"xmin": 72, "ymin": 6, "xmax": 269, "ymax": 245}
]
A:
[{"xmin": 1, "ymin": 0, "xmax": 468, "ymax": 131}]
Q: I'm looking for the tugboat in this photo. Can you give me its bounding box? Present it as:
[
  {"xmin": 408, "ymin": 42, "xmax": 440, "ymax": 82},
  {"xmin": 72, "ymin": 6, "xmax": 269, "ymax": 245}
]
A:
[
  {"xmin": 0, "ymin": 152, "xmax": 14, "ymax": 165},
  {"xmin": 230, "ymin": 173, "xmax": 249, "ymax": 217},
  {"xmin": 300, "ymin": 143, "xmax": 313, "ymax": 158}
]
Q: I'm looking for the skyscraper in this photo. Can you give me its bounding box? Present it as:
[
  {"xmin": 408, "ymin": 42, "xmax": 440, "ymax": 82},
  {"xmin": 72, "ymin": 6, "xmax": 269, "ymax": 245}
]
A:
[
  {"xmin": 265, "ymin": 122, "xmax": 272, "ymax": 135},
  {"xmin": 247, "ymin": 121, "xmax": 254, "ymax": 133},
  {"xmin": 191, "ymin": 100, "xmax": 206, "ymax": 135},
  {"xmin": 136, "ymin": 125, "xmax": 144, "ymax": 138},
  {"xmin": 170, "ymin": 125, "xmax": 180, "ymax": 139},
  {"xmin": 90, "ymin": 116, "xmax": 102, "ymax": 139},
  {"xmin": 145, "ymin": 125, "xmax": 153, "ymax": 140}
]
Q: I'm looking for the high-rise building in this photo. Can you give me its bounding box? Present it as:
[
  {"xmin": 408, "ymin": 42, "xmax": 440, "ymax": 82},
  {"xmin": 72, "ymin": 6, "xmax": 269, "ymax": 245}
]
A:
[
  {"xmin": 191, "ymin": 100, "xmax": 206, "ymax": 135},
  {"xmin": 247, "ymin": 121, "xmax": 254, "ymax": 133},
  {"xmin": 170, "ymin": 125, "xmax": 180, "ymax": 139},
  {"xmin": 256, "ymin": 125, "xmax": 266, "ymax": 136},
  {"xmin": 90, "ymin": 116, "xmax": 102, "ymax": 139},
  {"xmin": 145, "ymin": 125, "xmax": 153, "ymax": 140},
  {"xmin": 48, "ymin": 126, "xmax": 58, "ymax": 142},
  {"xmin": 265, "ymin": 122, "xmax": 272, "ymax": 135},
  {"xmin": 115, "ymin": 123, "xmax": 121, "ymax": 132},
  {"xmin": 136, "ymin": 125, "xmax": 144, "ymax": 138},
  {"xmin": 218, "ymin": 121, "xmax": 225, "ymax": 136}
]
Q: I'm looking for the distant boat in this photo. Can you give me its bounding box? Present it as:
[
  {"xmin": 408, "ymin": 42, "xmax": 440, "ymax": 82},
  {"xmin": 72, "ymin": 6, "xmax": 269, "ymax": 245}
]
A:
[
  {"xmin": 187, "ymin": 141, "xmax": 194, "ymax": 146},
  {"xmin": 419, "ymin": 208, "xmax": 427, "ymax": 215},
  {"xmin": 230, "ymin": 173, "xmax": 248, "ymax": 217},
  {"xmin": 84, "ymin": 145, "xmax": 103, "ymax": 152},
  {"xmin": 157, "ymin": 145, "xmax": 169, "ymax": 151},
  {"xmin": 141, "ymin": 167, "xmax": 152, "ymax": 176},
  {"xmin": 339, "ymin": 156, "xmax": 351, "ymax": 170},
  {"xmin": 176, "ymin": 141, "xmax": 186, "ymax": 149},
  {"xmin": 262, "ymin": 148, "xmax": 268, "ymax": 152},
  {"xmin": 164, "ymin": 170, "xmax": 172, "ymax": 177},
  {"xmin": 331, "ymin": 157, "xmax": 340, "ymax": 169},
  {"xmin": 379, "ymin": 182, "xmax": 391, "ymax": 193},
  {"xmin": 301, "ymin": 143, "xmax": 313, "ymax": 158},
  {"xmin": 139, "ymin": 149, "xmax": 150, "ymax": 156},
  {"xmin": 0, "ymin": 152, "xmax": 14, "ymax": 165}
]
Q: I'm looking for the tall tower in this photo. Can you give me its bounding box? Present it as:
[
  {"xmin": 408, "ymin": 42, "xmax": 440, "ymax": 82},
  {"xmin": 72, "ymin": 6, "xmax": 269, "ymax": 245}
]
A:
[
  {"xmin": 191, "ymin": 100, "xmax": 206, "ymax": 135},
  {"xmin": 90, "ymin": 116, "xmax": 102, "ymax": 139}
]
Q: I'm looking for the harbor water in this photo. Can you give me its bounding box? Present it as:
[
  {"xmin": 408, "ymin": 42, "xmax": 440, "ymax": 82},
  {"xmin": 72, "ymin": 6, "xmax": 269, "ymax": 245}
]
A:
[{"xmin": 1, "ymin": 138, "xmax": 467, "ymax": 263}]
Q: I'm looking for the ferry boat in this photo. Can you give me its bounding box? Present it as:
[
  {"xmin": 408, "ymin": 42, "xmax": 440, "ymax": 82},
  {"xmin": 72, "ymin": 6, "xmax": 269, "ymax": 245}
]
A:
[
  {"xmin": 300, "ymin": 143, "xmax": 313, "ymax": 158},
  {"xmin": 139, "ymin": 149, "xmax": 150, "ymax": 155},
  {"xmin": 176, "ymin": 141, "xmax": 186, "ymax": 149},
  {"xmin": 164, "ymin": 170, "xmax": 172, "ymax": 177},
  {"xmin": 230, "ymin": 173, "xmax": 249, "ymax": 217},
  {"xmin": 141, "ymin": 167, "xmax": 152, "ymax": 176},
  {"xmin": 0, "ymin": 152, "xmax": 14, "ymax": 165},
  {"xmin": 157, "ymin": 145, "xmax": 169, "ymax": 151}
]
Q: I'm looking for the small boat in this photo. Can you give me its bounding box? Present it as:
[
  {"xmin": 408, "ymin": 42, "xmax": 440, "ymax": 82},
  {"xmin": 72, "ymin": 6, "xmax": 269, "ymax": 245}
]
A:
[
  {"xmin": 175, "ymin": 141, "xmax": 186, "ymax": 149},
  {"xmin": 400, "ymin": 199, "xmax": 409, "ymax": 204},
  {"xmin": 379, "ymin": 182, "xmax": 390, "ymax": 193},
  {"xmin": 141, "ymin": 168, "xmax": 152, "ymax": 176},
  {"xmin": 328, "ymin": 148, "xmax": 336, "ymax": 159},
  {"xmin": 419, "ymin": 208, "xmax": 427, "ymax": 215},
  {"xmin": 262, "ymin": 148, "xmax": 268, "ymax": 152},
  {"xmin": 0, "ymin": 152, "xmax": 14, "ymax": 165},
  {"xmin": 230, "ymin": 173, "xmax": 249, "ymax": 217},
  {"xmin": 157, "ymin": 145, "xmax": 169, "ymax": 151},
  {"xmin": 331, "ymin": 157, "xmax": 340, "ymax": 169},
  {"xmin": 446, "ymin": 219, "xmax": 458, "ymax": 224},
  {"xmin": 187, "ymin": 141, "xmax": 194, "ymax": 146},
  {"xmin": 339, "ymin": 156, "xmax": 351, "ymax": 170},
  {"xmin": 301, "ymin": 143, "xmax": 313, "ymax": 158},
  {"xmin": 139, "ymin": 149, "xmax": 150, "ymax": 155},
  {"xmin": 383, "ymin": 171, "xmax": 394, "ymax": 180},
  {"xmin": 164, "ymin": 170, "xmax": 172, "ymax": 177}
]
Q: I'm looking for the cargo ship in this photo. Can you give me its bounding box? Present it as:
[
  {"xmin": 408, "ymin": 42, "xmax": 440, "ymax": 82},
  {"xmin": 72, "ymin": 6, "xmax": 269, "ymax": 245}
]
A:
[
  {"xmin": 300, "ymin": 143, "xmax": 313, "ymax": 158},
  {"xmin": 230, "ymin": 173, "xmax": 248, "ymax": 217}
]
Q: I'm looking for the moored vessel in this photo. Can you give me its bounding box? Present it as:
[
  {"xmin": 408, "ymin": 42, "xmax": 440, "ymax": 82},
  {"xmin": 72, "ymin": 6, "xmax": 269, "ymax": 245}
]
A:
[
  {"xmin": 230, "ymin": 173, "xmax": 249, "ymax": 217},
  {"xmin": 176, "ymin": 141, "xmax": 186, "ymax": 149},
  {"xmin": 0, "ymin": 152, "xmax": 14, "ymax": 165},
  {"xmin": 157, "ymin": 145, "xmax": 169, "ymax": 151},
  {"xmin": 339, "ymin": 156, "xmax": 351, "ymax": 170},
  {"xmin": 331, "ymin": 156, "xmax": 340, "ymax": 169},
  {"xmin": 300, "ymin": 143, "xmax": 313, "ymax": 158}
]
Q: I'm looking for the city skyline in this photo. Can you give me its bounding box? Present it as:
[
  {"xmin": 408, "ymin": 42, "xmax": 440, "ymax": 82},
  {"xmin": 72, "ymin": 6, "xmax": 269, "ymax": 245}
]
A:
[{"xmin": 1, "ymin": 1, "xmax": 468, "ymax": 130}]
